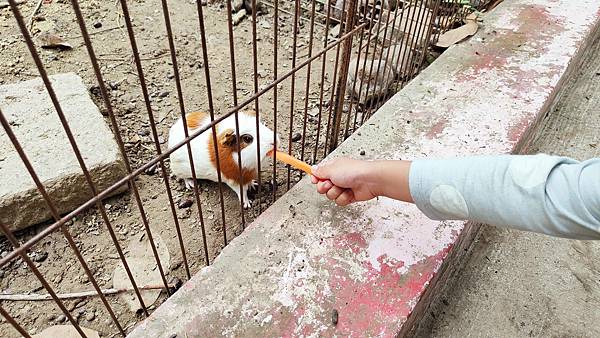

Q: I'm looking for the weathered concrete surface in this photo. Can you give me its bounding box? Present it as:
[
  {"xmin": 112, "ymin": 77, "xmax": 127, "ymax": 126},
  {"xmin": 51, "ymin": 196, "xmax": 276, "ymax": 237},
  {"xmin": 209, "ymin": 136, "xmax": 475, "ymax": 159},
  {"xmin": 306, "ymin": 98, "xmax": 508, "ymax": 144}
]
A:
[
  {"xmin": 416, "ymin": 28, "xmax": 600, "ymax": 338},
  {"xmin": 128, "ymin": 0, "xmax": 600, "ymax": 337},
  {"xmin": 0, "ymin": 73, "xmax": 127, "ymax": 232}
]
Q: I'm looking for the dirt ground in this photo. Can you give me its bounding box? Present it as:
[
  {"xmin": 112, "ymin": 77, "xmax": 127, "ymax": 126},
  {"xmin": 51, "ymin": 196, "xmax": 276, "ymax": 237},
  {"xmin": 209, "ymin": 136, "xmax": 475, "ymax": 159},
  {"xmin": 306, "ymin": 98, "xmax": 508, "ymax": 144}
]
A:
[{"xmin": 0, "ymin": 0, "xmax": 353, "ymax": 336}]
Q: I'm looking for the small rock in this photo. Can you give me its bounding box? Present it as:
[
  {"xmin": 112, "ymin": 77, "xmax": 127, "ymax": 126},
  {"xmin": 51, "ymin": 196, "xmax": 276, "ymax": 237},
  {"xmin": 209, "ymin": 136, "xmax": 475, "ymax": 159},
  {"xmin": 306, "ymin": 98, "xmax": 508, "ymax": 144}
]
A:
[
  {"xmin": 167, "ymin": 72, "xmax": 175, "ymax": 79},
  {"xmin": 178, "ymin": 199, "xmax": 193, "ymax": 209},
  {"xmin": 85, "ymin": 311, "xmax": 95, "ymax": 322},
  {"xmin": 359, "ymin": 150, "xmax": 366, "ymax": 156},
  {"xmin": 291, "ymin": 133, "xmax": 302, "ymax": 142},
  {"xmin": 93, "ymin": 21, "xmax": 102, "ymax": 29},
  {"xmin": 168, "ymin": 334, "xmax": 177, "ymax": 338},
  {"xmin": 159, "ymin": 91, "xmax": 169, "ymax": 98},
  {"xmin": 332, "ymin": 308, "xmax": 339, "ymax": 326},
  {"xmin": 32, "ymin": 251, "xmax": 48, "ymax": 262},
  {"xmin": 137, "ymin": 129, "xmax": 150, "ymax": 137},
  {"xmin": 55, "ymin": 314, "xmax": 66, "ymax": 323},
  {"xmin": 47, "ymin": 314, "xmax": 56, "ymax": 323},
  {"xmin": 145, "ymin": 164, "xmax": 158, "ymax": 175}
]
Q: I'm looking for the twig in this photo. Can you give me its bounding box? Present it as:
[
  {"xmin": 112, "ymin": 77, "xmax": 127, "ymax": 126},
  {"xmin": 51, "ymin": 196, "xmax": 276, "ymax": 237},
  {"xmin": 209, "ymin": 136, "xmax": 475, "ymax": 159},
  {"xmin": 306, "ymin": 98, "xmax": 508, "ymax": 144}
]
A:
[
  {"xmin": 0, "ymin": 1, "xmax": 26, "ymax": 9},
  {"xmin": 67, "ymin": 25, "xmax": 124, "ymax": 39},
  {"xmin": 0, "ymin": 284, "xmax": 172, "ymax": 301},
  {"xmin": 28, "ymin": 0, "xmax": 42, "ymax": 31}
]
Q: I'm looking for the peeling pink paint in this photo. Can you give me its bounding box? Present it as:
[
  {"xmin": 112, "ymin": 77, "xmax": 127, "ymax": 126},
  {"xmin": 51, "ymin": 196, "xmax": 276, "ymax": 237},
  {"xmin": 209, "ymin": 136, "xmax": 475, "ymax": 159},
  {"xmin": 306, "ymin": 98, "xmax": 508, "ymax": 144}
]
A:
[{"xmin": 426, "ymin": 118, "xmax": 449, "ymax": 139}]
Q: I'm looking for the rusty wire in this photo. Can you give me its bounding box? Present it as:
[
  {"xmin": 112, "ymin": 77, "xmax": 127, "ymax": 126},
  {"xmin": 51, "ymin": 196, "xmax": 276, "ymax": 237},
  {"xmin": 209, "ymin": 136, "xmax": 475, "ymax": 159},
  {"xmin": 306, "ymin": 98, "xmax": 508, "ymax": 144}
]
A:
[{"xmin": 0, "ymin": 0, "xmax": 468, "ymax": 336}]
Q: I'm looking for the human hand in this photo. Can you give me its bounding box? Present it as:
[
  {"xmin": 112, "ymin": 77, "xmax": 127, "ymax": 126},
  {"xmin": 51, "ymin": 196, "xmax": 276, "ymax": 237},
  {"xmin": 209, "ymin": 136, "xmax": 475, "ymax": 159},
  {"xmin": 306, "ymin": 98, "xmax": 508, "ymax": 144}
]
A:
[{"xmin": 310, "ymin": 158, "xmax": 381, "ymax": 206}]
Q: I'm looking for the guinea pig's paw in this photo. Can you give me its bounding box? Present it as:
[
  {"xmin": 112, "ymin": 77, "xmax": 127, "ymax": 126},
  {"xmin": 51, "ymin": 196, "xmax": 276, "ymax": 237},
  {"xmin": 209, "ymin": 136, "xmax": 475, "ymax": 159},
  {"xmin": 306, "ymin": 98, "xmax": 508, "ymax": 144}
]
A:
[
  {"xmin": 243, "ymin": 199, "xmax": 252, "ymax": 209},
  {"xmin": 249, "ymin": 180, "xmax": 259, "ymax": 190},
  {"xmin": 184, "ymin": 178, "xmax": 196, "ymax": 190}
]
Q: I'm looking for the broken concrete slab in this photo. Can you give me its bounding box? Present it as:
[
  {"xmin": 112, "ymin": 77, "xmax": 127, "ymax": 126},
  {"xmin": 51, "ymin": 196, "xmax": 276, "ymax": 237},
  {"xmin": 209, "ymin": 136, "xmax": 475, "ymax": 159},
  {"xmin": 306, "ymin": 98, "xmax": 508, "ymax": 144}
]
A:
[
  {"xmin": 128, "ymin": 0, "xmax": 600, "ymax": 337},
  {"xmin": 0, "ymin": 73, "xmax": 127, "ymax": 232}
]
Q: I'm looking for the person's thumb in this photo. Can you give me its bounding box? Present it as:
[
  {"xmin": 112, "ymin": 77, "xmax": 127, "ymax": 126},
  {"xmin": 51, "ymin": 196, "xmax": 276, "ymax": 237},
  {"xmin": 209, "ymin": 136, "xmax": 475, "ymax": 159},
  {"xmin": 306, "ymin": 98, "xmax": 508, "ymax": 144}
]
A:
[{"xmin": 312, "ymin": 161, "xmax": 331, "ymax": 180}]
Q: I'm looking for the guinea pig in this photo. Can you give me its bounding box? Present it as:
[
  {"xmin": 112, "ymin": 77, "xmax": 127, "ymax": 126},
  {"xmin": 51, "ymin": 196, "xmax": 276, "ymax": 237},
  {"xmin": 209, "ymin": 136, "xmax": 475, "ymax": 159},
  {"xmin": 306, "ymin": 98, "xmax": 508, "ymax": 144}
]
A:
[
  {"xmin": 346, "ymin": 56, "xmax": 396, "ymax": 105},
  {"xmin": 168, "ymin": 110, "xmax": 278, "ymax": 208}
]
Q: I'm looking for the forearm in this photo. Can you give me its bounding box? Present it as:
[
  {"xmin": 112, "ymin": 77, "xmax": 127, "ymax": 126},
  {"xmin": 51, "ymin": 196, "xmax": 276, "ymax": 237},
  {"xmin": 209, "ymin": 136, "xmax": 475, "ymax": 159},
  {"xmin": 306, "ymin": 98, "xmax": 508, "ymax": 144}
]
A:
[
  {"xmin": 406, "ymin": 154, "xmax": 600, "ymax": 239},
  {"xmin": 372, "ymin": 160, "xmax": 414, "ymax": 203}
]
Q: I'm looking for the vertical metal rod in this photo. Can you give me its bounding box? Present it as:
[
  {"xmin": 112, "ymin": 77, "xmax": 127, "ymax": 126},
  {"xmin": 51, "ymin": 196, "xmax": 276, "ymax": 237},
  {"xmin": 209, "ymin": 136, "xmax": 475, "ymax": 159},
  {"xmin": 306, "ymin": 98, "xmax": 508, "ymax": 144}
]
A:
[
  {"xmin": 390, "ymin": 0, "xmax": 421, "ymax": 98},
  {"xmin": 328, "ymin": 0, "xmax": 358, "ymax": 152},
  {"xmin": 251, "ymin": 0, "xmax": 263, "ymax": 212},
  {"xmin": 194, "ymin": 0, "xmax": 229, "ymax": 246},
  {"xmin": 312, "ymin": 0, "xmax": 334, "ymax": 164},
  {"xmin": 359, "ymin": 0, "xmax": 388, "ymax": 123},
  {"xmin": 322, "ymin": 0, "xmax": 349, "ymax": 158},
  {"xmin": 343, "ymin": 0, "xmax": 369, "ymax": 140},
  {"xmin": 351, "ymin": 0, "xmax": 381, "ymax": 133},
  {"xmin": 158, "ymin": 0, "xmax": 211, "ymax": 265},
  {"xmin": 224, "ymin": 0, "xmax": 247, "ymax": 227},
  {"xmin": 299, "ymin": 0, "xmax": 317, "ymax": 163},
  {"xmin": 287, "ymin": 0, "xmax": 301, "ymax": 190},
  {"xmin": 366, "ymin": 1, "xmax": 399, "ymax": 119},
  {"xmin": 69, "ymin": 0, "xmax": 171, "ymax": 296},
  {"xmin": 9, "ymin": 0, "xmax": 149, "ymax": 316},
  {"xmin": 0, "ymin": 304, "xmax": 33, "ymax": 338},
  {"xmin": 0, "ymin": 223, "xmax": 87, "ymax": 338},
  {"xmin": 415, "ymin": 0, "xmax": 441, "ymax": 76},
  {"xmin": 0, "ymin": 104, "xmax": 124, "ymax": 334},
  {"xmin": 118, "ymin": 0, "xmax": 191, "ymax": 281},
  {"xmin": 396, "ymin": 0, "xmax": 427, "ymax": 93},
  {"xmin": 371, "ymin": 1, "xmax": 405, "ymax": 111},
  {"xmin": 405, "ymin": 0, "xmax": 431, "ymax": 82},
  {"xmin": 272, "ymin": 0, "xmax": 279, "ymax": 202}
]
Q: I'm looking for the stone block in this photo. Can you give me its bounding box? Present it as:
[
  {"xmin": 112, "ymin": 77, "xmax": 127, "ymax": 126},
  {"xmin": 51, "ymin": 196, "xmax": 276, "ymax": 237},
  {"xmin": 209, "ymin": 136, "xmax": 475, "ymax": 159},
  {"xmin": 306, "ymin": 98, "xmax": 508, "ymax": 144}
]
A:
[{"xmin": 0, "ymin": 73, "xmax": 127, "ymax": 232}]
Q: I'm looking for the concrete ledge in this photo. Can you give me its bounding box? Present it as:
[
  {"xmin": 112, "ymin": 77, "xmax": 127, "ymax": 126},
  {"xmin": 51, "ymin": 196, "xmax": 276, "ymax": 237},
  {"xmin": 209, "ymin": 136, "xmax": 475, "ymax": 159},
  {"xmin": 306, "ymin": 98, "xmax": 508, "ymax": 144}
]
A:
[
  {"xmin": 129, "ymin": 0, "xmax": 600, "ymax": 336},
  {"xmin": 0, "ymin": 73, "xmax": 127, "ymax": 232}
]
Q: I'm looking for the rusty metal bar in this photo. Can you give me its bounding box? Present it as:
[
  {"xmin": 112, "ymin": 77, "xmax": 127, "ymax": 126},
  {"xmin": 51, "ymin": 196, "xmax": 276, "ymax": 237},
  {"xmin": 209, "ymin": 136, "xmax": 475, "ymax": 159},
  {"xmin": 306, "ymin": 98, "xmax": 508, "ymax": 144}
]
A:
[
  {"xmin": 251, "ymin": 0, "xmax": 263, "ymax": 212},
  {"xmin": 159, "ymin": 0, "xmax": 210, "ymax": 265},
  {"xmin": 323, "ymin": 0, "xmax": 349, "ymax": 158},
  {"xmin": 9, "ymin": 0, "xmax": 149, "ymax": 316},
  {"xmin": 0, "ymin": 21, "xmax": 368, "ymax": 270},
  {"xmin": 225, "ymin": 0, "xmax": 248, "ymax": 226},
  {"xmin": 69, "ymin": 0, "xmax": 171, "ymax": 297},
  {"xmin": 0, "ymin": 304, "xmax": 32, "ymax": 338},
  {"xmin": 117, "ymin": 0, "xmax": 191, "ymax": 281},
  {"xmin": 287, "ymin": 0, "xmax": 301, "ymax": 190},
  {"xmin": 312, "ymin": 0, "xmax": 334, "ymax": 164},
  {"xmin": 0, "ymin": 222, "xmax": 86, "ymax": 337},
  {"xmin": 299, "ymin": 0, "xmax": 317, "ymax": 163},
  {"xmin": 0, "ymin": 103, "xmax": 124, "ymax": 334},
  {"xmin": 328, "ymin": 0, "xmax": 358, "ymax": 152},
  {"xmin": 272, "ymin": 0, "xmax": 280, "ymax": 203},
  {"xmin": 193, "ymin": 0, "xmax": 230, "ymax": 246}
]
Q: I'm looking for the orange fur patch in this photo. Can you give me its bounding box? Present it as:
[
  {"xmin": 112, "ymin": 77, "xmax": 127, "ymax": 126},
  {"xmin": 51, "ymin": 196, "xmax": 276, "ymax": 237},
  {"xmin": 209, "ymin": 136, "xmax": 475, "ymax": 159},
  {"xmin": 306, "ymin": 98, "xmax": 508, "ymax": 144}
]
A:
[
  {"xmin": 208, "ymin": 129, "xmax": 256, "ymax": 186},
  {"xmin": 242, "ymin": 110, "xmax": 256, "ymax": 117},
  {"xmin": 185, "ymin": 111, "xmax": 208, "ymax": 130}
]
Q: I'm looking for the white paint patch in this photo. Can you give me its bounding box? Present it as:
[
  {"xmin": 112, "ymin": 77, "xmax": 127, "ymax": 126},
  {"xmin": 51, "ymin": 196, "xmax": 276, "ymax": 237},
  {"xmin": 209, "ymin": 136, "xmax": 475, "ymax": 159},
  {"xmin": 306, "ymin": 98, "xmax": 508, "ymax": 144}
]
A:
[
  {"xmin": 429, "ymin": 185, "xmax": 469, "ymax": 219},
  {"xmin": 360, "ymin": 197, "xmax": 457, "ymax": 273},
  {"xmin": 508, "ymin": 154, "xmax": 557, "ymax": 189}
]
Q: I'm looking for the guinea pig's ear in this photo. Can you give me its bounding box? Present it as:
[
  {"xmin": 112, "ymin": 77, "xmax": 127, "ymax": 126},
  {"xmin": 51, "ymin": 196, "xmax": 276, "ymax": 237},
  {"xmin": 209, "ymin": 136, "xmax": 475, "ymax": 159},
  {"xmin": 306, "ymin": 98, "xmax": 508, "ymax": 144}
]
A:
[{"xmin": 220, "ymin": 129, "xmax": 237, "ymax": 148}]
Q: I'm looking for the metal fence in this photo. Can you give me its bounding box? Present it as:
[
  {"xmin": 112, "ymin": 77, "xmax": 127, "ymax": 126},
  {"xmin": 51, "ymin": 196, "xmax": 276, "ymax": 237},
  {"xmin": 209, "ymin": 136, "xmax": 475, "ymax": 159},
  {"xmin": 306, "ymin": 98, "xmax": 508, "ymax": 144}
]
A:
[{"xmin": 0, "ymin": 0, "xmax": 484, "ymax": 336}]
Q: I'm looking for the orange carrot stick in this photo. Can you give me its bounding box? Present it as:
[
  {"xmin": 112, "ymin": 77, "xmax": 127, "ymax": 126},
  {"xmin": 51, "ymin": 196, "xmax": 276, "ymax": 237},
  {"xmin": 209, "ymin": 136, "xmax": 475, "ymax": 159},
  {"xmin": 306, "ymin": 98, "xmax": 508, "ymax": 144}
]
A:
[{"xmin": 268, "ymin": 150, "xmax": 313, "ymax": 176}]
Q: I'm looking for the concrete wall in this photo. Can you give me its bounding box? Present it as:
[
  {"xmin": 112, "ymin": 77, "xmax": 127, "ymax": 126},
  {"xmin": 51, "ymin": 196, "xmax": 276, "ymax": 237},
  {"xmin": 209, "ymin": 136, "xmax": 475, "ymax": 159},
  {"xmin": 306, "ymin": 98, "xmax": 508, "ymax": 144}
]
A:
[{"xmin": 128, "ymin": 0, "xmax": 600, "ymax": 336}]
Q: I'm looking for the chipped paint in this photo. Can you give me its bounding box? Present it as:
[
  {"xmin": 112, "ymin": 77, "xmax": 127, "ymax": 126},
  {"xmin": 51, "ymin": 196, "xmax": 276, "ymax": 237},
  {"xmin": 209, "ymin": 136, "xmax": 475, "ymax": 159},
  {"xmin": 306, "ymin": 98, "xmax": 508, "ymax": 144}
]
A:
[{"xmin": 128, "ymin": 1, "xmax": 600, "ymax": 337}]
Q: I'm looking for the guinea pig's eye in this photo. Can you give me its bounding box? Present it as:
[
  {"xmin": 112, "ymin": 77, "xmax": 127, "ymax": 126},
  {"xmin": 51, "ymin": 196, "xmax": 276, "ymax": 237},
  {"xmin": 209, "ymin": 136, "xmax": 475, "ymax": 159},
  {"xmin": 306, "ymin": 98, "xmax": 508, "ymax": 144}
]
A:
[{"xmin": 241, "ymin": 134, "xmax": 253, "ymax": 144}]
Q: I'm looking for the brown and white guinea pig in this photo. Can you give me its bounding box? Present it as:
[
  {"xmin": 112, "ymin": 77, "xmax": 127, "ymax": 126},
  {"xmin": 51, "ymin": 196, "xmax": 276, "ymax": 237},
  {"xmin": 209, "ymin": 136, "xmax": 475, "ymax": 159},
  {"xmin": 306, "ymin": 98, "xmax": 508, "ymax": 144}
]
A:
[{"xmin": 168, "ymin": 110, "xmax": 278, "ymax": 208}]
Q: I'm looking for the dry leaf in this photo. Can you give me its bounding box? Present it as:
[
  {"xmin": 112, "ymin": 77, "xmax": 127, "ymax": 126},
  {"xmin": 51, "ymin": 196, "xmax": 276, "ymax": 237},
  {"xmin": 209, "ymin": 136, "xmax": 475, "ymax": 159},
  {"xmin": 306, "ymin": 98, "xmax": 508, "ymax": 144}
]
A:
[
  {"xmin": 112, "ymin": 232, "xmax": 170, "ymax": 312},
  {"xmin": 36, "ymin": 32, "xmax": 72, "ymax": 50},
  {"xmin": 33, "ymin": 325, "xmax": 100, "ymax": 338},
  {"xmin": 435, "ymin": 21, "xmax": 478, "ymax": 48}
]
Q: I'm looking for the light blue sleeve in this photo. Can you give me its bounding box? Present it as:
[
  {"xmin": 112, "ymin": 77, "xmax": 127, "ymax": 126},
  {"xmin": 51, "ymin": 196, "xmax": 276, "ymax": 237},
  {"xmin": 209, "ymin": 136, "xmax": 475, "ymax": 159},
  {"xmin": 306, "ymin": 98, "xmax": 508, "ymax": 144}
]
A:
[{"xmin": 408, "ymin": 154, "xmax": 600, "ymax": 240}]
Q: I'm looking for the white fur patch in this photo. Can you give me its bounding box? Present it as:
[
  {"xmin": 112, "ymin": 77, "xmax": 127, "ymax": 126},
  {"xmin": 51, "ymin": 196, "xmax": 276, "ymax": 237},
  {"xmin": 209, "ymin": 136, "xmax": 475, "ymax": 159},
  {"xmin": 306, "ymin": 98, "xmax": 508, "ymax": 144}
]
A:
[{"xmin": 429, "ymin": 185, "xmax": 469, "ymax": 219}]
